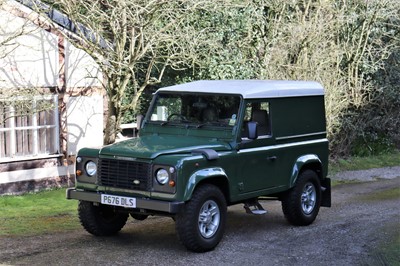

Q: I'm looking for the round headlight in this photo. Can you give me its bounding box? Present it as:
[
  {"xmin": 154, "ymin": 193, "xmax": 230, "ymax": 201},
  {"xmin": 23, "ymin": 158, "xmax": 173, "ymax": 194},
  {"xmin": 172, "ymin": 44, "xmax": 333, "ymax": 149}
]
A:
[
  {"xmin": 156, "ymin": 169, "xmax": 169, "ymax": 185},
  {"xmin": 85, "ymin": 161, "xmax": 97, "ymax": 176}
]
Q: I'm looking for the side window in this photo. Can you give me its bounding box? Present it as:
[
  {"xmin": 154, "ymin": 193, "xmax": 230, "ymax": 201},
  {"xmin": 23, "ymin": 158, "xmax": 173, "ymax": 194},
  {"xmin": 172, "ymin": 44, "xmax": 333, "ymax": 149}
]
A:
[{"xmin": 241, "ymin": 101, "xmax": 271, "ymax": 138}]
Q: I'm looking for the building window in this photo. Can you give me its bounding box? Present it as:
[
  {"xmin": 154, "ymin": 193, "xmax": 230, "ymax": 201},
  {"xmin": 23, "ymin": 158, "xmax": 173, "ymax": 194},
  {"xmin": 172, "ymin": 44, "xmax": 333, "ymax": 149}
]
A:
[{"xmin": 0, "ymin": 94, "xmax": 59, "ymax": 161}]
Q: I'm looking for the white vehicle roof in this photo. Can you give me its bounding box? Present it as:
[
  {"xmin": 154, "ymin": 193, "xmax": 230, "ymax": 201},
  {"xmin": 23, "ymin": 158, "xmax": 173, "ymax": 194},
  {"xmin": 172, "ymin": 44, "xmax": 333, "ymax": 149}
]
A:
[{"xmin": 157, "ymin": 80, "xmax": 324, "ymax": 99}]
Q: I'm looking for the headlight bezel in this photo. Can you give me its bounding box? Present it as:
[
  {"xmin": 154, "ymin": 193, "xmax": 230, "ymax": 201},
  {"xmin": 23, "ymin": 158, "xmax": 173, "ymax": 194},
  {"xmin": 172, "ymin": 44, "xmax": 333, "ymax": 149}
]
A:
[{"xmin": 152, "ymin": 165, "xmax": 177, "ymax": 193}]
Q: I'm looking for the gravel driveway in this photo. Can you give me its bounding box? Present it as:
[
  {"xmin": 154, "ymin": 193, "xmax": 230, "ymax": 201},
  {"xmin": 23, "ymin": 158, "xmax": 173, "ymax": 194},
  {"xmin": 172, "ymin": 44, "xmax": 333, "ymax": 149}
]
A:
[{"xmin": 1, "ymin": 168, "xmax": 399, "ymax": 266}]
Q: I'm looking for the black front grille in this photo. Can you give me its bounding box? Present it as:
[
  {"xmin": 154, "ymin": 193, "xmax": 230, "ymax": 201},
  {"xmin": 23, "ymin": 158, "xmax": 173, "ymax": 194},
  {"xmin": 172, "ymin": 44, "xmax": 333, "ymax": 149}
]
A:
[{"xmin": 98, "ymin": 158, "xmax": 151, "ymax": 191}]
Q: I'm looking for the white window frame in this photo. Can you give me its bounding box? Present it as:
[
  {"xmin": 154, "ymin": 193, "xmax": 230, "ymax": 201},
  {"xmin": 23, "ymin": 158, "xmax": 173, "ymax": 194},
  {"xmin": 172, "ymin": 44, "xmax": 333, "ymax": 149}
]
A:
[{"xmin": 0, "ymin": 94, "xmax": 60, "ymax": 162}]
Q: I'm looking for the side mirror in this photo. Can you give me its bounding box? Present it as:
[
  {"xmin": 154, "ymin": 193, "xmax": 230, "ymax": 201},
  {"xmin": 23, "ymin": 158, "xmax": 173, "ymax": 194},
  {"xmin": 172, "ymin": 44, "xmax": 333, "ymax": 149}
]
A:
[
  {"xmin": 247, "ymin": 121, "xmax": 258, "ymax": 140},
  {"xmin": 136, "ymin": 114, "xmax": 144, "ymax": 129},
  {"xmin": 134, "ymin": 115, "xmax": 144, "ymax": 137}
]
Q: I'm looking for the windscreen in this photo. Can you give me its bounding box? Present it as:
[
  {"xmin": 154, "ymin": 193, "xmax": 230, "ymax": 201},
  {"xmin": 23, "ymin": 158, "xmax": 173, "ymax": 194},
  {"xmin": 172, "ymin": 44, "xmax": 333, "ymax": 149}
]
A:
[{"xmin": 147, "ymin": 92, "xmax": 241, "ymax": 128}]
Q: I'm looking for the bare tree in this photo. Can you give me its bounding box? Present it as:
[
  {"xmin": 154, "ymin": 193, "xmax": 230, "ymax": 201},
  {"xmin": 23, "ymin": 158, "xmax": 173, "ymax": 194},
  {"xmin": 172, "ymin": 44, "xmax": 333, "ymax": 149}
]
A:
[
  {"xmin": 244, "ymin": 0, "xmax": 399, "ymax": 155},
  {"xmin": 187, "ymin": 0, "xmax": 399, "ymax": 155},
  {"xmin": 32, "ymin": 0, "xmax": 218, "ymax": 143},
  {"xmin": 18, "ymin": 0, "xmax": 398, "ymax": 153},
  {"xmin": 0, "ymin": 0, "xmax": 54, "ymax": 124}
]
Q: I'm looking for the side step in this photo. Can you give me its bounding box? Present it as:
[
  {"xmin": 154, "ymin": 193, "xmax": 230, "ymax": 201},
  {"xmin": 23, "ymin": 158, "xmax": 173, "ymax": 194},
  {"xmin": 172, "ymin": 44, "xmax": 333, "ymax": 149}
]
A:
[{"xmin": 243, "ymin": 200, "xmax": 267, "ymax": 215}]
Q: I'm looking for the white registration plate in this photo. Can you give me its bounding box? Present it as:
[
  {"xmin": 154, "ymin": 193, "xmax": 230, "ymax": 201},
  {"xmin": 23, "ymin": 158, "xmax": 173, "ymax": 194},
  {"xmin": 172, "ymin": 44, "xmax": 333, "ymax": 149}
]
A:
[{"xmin": 101, "ymin": 194, "xmax": 136, "ymax": 208}]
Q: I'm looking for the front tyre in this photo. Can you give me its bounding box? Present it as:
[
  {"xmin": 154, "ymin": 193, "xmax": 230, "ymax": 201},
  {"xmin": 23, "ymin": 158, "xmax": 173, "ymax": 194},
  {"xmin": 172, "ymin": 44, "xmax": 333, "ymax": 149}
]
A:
[
  {"xmin": 282, "ymin": 170, "xmax": 321, "ymax": 226},
  {"xmin": 78, "ymin": 201, "xmax": 129, "ymax": 236},
  {"xmin": 175, "ymin": 184, "xmax": 227, "ymax": 252}
]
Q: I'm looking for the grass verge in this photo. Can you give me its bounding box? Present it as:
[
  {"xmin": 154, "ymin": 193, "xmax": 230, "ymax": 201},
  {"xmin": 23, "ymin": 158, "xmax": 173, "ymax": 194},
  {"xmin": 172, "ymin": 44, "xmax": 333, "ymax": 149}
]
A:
[
  {"xmin": 0, "ymin": 189, "xmax": 79, "ymax": 237},
  {"xmin": 329, "ymin": 150, "xmax": 400, "ymax": 174}
]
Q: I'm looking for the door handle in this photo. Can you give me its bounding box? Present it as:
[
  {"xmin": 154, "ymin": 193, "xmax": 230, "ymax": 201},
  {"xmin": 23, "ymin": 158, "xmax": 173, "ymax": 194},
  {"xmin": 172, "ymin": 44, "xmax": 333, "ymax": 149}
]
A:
[{"xmin": 266, "ymin": 156, "xmax": 277, "ymax": 161}]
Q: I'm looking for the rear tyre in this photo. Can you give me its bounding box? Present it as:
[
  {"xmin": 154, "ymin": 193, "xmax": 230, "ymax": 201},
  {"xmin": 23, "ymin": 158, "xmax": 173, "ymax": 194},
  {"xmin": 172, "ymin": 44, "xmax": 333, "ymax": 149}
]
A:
[
  {"xmin": 282, "ymin": 170, "xmax": 321, "ymax": 226},
  {"xmin": 78, "ymin": 201, "xmax": 128, "ymax": 236},
  {"xmin": 175, "ymin": 184, "xmax": 227, "ymax": 252}
]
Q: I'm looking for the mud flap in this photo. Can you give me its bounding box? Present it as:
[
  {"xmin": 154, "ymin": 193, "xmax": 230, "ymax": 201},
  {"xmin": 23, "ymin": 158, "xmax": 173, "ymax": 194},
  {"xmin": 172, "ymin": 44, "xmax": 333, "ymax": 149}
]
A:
[{"xmin": 321, "ymin": 177, "xmax": 331, "ymax": 207}]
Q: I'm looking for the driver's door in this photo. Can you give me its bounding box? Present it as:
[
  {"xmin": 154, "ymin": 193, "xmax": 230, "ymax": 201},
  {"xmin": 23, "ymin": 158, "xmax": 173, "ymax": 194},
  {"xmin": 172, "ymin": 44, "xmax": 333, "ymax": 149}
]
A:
[{"xmin": 236, "ymin": 100, "xmax": 278, "ymax": 194}]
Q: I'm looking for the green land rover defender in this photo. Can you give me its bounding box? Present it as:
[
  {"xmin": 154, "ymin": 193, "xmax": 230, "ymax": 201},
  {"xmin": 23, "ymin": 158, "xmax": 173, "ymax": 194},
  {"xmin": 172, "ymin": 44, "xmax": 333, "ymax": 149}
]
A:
[{"xmin": 67, "ymin": 80, "xmax": 331, "ymax": 252}]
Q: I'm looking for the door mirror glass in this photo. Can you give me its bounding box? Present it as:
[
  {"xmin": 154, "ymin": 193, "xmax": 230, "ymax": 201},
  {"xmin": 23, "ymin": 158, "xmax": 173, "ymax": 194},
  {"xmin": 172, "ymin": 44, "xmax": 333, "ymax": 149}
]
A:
[{"xmin": 247, "ymin": 121, "xmax": 258, "ymax": 140}]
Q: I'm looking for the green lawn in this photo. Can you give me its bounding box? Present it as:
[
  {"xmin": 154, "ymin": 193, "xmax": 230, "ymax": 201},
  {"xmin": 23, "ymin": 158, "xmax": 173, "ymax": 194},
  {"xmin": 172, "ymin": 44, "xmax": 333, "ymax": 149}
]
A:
[
  {"xmin": 0, "ymin": 189, "xmax": 79, "ymax": 237},
  {"xmin": 329, "ymin": 150, "xmax": 400, "ymax": 174}
]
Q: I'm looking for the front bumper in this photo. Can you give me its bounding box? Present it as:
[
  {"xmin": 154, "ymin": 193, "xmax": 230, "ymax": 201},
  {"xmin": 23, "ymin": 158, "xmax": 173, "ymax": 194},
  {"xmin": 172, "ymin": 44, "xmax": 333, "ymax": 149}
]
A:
[{"xmin": 66, "ymin": 188, "xmax": 184, "ymax": 214}]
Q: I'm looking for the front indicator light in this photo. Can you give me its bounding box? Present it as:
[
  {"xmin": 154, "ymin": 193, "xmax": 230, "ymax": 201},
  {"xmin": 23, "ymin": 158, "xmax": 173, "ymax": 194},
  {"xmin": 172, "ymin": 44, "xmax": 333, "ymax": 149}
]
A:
[
  {"xmin": 169, "ymin": 180, "xmax": 176, "ymax": 187},
  {"xmin": 76, "ymin": 170, "xmax": 82, "ymax": 176}
]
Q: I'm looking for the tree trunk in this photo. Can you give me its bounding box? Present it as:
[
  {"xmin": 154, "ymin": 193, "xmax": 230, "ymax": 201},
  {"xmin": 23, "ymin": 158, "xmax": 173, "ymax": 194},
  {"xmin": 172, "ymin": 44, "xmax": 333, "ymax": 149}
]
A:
[{"xmin": 104, "ymin": 101, "xmax": 117, "ymax": 144}]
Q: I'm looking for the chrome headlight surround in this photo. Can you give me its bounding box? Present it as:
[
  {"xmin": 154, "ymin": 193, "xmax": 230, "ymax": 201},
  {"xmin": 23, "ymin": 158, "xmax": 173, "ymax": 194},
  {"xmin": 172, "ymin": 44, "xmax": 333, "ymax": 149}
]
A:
[{"xmin": 85, "ymin": 161, "xmax": 97, "ymax": 176}]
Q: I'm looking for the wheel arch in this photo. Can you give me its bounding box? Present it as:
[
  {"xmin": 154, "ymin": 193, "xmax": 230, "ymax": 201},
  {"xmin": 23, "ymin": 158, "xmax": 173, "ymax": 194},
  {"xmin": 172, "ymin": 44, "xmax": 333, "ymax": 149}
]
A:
[
  {"xmin": 289, "ymin": 154, "xmax": 324, "ymax": 188},
  {"xmin": 183, "ymin": 167, "xmax": 230, "ymax": 202}
]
